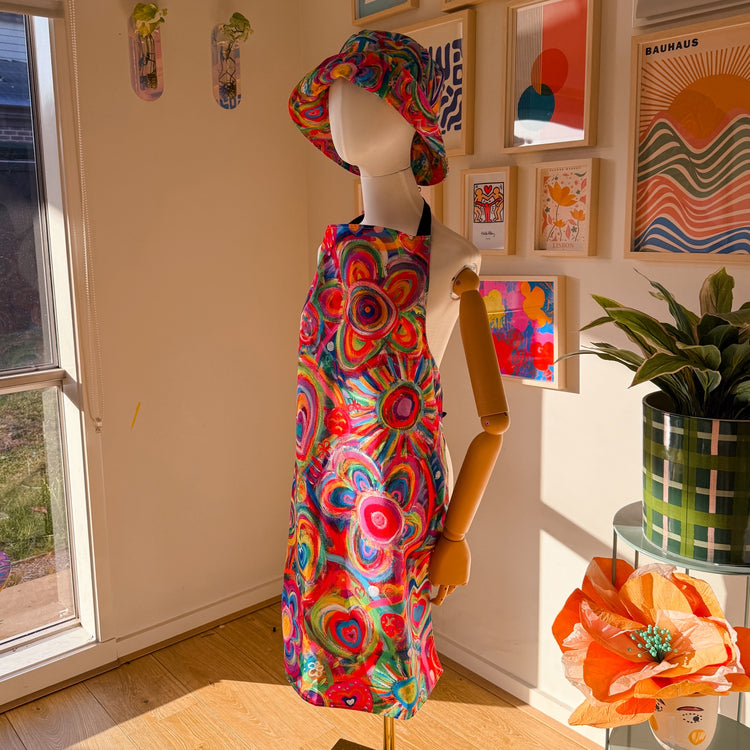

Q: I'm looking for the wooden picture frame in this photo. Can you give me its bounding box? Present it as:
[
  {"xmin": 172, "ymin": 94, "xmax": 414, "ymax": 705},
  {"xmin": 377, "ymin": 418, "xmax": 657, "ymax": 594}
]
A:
[
  {"xmin": 352, "ymin": 0, "xmax": 418, "ymax": 26},
  {"xmin": 626, "ymin": 14, "xmax": 750, "ymax": 261},
  {"xmin": 399, "ymin": 9, "xmax": 475, "ymax": 156},
  {"xmin": 534, "ymin": 158, "xmax": 598, "ymax": 257},
  {"xmin": 355, "ymin": 180, "xmax": 444, "ymax": 223},
  {"xmin": 478, "ymin": 275, "xmax": 567, "ymax": 390},
  {"xmin": 441, "ymin": 0, "xmax": 490, "ymax": 10},
  {"xmin": 461, "ymin": 166, "xmax": 517, "ymax": 255},
  {"xmin": 504, "ymin": 0, "xmax": 600, "ymax": 152},
  {"xmin": 632, "ymin": 0, "xmax": 750, "ymax": 28}
]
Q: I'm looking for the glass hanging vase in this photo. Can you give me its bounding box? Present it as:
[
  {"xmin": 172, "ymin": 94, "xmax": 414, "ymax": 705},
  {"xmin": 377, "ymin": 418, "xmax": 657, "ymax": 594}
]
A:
[
  {"xmin": 211, "ymin": 25, "xmax": 242, "ymax": 109},
  {"xmin": 129, "ymin": 21, "xmax": 164, "ymax": 100}
]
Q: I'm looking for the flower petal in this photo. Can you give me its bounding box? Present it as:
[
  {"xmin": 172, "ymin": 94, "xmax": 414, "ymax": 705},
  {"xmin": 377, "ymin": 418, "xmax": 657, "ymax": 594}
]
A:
[
  {"xmin": 581, "ymin": 557, "xmax": 635, "ymax": 617},
  {"xmin": 568, "ymin": 695, "xmax": 655, "ymax": 728},
  {"xmin": 620, "ymin": 569, "xmax": 693, "ymax": 622},
  {"xmin": 729, "ymin": 626, "xmax": 750, "ymax": 692},
  {"xmin": 671, "ymin": 571, "xmax": 727, "ymax": 618}
]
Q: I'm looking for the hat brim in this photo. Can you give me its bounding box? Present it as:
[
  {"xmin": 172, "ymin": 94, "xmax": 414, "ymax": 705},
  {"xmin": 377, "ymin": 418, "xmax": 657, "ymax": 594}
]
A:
[{"xmin": 289, "ymin": 49, "xmax": 448, "ymax": 187}]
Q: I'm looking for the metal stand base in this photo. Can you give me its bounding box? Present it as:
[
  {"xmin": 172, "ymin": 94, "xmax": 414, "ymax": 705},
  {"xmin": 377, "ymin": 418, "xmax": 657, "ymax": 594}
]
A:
[{"xmin": 331, "ymin": 716, "xmax": 396, "ymax": 750}]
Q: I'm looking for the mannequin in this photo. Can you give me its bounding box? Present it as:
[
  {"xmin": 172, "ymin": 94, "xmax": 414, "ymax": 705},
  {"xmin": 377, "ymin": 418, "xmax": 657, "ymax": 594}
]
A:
[
  {"xmin": 284, "ymin": 29, "xmax": 509, "ymax": 750},
  {"xmin": 324, "ymin": 79, "xmax": 509, "ymax": 749}
]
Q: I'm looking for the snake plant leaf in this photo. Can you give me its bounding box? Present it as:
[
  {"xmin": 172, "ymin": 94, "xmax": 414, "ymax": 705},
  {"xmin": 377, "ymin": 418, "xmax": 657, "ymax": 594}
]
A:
[
  {"xmin": 642, "ymin": 272, "xmax": 699, "ymax": 341},
  {"xmin": 699, "ymin": 267, "xmax": 734, "ymax": 316},
  {"xmin": 697, "ymin": 321, "xmax": 739, "ymax": 349},
  {"xmin": 731, "ymin": 381, "xmax": 750, "ymax": 408},
  {"xmin": 719, "ymin": 342, "xmax": 750, "ymax": 384},
  {"xmin": 675, "ymin": 343, "xmax": 722, "ymax": 370},
  {"xmin": 631, "ymin": 351, "xmax": 715, "ymax": 387},
  {"xmin": 580, "ymin": 315, "xmax": 615, "ymax": 332},
  {"xmin": 603, "ymin": 307, "xmax": 679, "ymax": 354},
  {"xmin": 567, "ymin": 342, "xmax": 643, "ymax": 372},
  {"xmin": 709, "ymin": 308, "xmax": 750, "ymax": 328}
]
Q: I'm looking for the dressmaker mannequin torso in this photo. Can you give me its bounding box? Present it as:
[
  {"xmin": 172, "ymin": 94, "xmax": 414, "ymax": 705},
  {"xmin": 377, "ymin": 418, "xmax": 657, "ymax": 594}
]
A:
[{"xmin": 329, "ymin": 80, "xmax": 508, "ymax": 604}]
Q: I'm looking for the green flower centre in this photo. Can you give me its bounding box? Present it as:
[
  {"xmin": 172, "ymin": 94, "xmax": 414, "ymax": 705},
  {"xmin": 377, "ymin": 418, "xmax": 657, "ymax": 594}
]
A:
[{"xmin": 629, "ymin": 625, "xmax": 673, "ymax": 662}]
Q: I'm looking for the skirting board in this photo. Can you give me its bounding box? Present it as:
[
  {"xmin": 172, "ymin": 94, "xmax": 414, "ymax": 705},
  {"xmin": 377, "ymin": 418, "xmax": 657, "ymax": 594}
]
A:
[
  {"xmin": 114, "ymin": 576, "xmax": 282, "ymax": 657},
  {"xmin": 435, "ymin": 629, "xmax": 604, "ymax": 747}
]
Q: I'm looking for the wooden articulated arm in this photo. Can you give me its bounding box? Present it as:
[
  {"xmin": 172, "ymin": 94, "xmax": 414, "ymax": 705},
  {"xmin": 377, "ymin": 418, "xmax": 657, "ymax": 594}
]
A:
[{"xmin": 430, "ymin": 268, "xmax": 509, "ymax": 605}]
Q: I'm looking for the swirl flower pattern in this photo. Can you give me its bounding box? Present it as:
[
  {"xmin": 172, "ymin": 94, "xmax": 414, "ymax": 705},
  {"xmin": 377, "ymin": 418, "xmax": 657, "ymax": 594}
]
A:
[
  {"xmin": 283, "ymin": 215, "xmax": 448, "ymax": 718},
  {"xmin": 288, "ymin": 30, "xmax": 448, "ymax": 187}
]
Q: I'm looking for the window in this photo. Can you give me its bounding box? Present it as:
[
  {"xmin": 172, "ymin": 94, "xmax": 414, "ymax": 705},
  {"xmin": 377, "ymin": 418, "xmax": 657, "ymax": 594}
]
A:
[{"xmin": 0, "ymin": 10, "xmax": 92, "ymax": 660}]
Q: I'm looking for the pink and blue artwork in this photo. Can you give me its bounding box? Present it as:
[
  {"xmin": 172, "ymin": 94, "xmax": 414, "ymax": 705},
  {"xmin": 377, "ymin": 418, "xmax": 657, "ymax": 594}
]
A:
[{"xmin": 479, "ymin": 276, "xmax": 566, "ymax": 389}]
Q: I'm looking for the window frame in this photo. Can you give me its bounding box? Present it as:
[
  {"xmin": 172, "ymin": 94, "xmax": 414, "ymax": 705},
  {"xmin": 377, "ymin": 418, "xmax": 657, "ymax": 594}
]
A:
[{"xmin": 0, "ymin": 14, "xmax": 114, "ymax": 705}]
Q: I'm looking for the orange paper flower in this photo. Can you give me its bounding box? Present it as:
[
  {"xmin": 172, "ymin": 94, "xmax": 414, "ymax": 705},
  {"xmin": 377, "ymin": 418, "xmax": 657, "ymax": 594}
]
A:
[{"xmin": 552, "ymin": 557, "xmax": 750, "ymax": 728}]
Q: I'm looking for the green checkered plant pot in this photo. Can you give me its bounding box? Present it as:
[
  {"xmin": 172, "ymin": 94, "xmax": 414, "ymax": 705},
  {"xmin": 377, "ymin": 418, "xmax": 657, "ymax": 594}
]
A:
[{"xmin": 643, "ymin": 392, "xmax": 750, "ymax": 565}]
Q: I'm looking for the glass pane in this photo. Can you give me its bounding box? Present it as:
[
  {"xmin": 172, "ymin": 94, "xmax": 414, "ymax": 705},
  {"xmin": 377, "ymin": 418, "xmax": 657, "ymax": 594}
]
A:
[
  {"xmin": 0, "ymin": 387, "xmax": 74, "ymax": 644},
  {"xmin": 0, "ymin": 12, "xmax": 54, "ymax": 372}
]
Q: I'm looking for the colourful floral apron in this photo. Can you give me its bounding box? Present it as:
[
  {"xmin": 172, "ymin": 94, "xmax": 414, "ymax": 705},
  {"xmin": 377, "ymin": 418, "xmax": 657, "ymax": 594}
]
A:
[{"xmin": 282, "ymin": 205, "xmax": 448, "ymax": 719}]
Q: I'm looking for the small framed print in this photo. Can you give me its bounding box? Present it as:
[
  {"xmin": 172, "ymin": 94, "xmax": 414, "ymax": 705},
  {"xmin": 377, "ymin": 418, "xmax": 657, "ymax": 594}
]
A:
[
  {"xmin": 399, "ymin": 9, "xmax": 475, "ymax": 156},
  {"xmin": 461, "ymin": 166, "xmax": 517, "ymax": 255},
  {"xmin": 534, "ymin": 159, "xmax": 598, "ymax": 257},
  {"xmin": 504, "ymin": 0, "xmax": 600, "ymax": 152},
  {"xmin": 478, "ymin": 275, "xmax": 566, "ymax": 389},
  {"xmin": 352, "ymin": 0, "xmax": 418, "ymax": 26},
  {"xmin": 441, "ymin": 0, "xmax": 490, "ymax": 9}
]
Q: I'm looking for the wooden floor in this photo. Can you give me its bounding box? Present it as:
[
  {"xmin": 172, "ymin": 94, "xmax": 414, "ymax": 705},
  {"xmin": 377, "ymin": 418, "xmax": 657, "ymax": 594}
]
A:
[{"xmin": 0, "ymin": 602, "xmax": 601, "ymax": 749}]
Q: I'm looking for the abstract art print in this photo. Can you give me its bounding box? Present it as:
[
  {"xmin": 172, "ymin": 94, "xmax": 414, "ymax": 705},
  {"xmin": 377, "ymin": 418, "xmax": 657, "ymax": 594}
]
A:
[
  {"xmin": 627, "ymin": 14, "xmax": 750, "ymax": 260},
  {"xmin": 504, "ymin": 0, "xmax": 599, "ymax": 151},
  {"xmin": 461, "ymin": 167, "xmax": 517, "ymax": 255},
  {"xmin": 352, "ymin": 0, "xmax": 418, "ymax": 26},
  {"xmin": 478, "ymin": 276, "xmax": 566, "ymax": 389},
  {"xmin": 399, "ymin": 10, "xmax": 475, "ymax": 155},
  {"xmin": 534, "ymin": 159, "xmax": 598, "ymax": 256}
]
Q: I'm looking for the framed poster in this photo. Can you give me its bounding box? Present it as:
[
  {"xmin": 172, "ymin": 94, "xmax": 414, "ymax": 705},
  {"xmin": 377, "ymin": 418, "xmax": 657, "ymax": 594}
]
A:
[
  {"xmin": 626, "ymin": 14, "xmax": 750, "ymax": 260},
  {"xmin": 633, "ymin": 0, "xmax": 750, "ymax": 27},
  {"xmin": 534, "ymin": 159, "xmax": 598, "ymax": 256},
  {"xmin": 441, "ymin": 0, "xmax": 490, "ymax": 9},
  {"xmin": 504, "ymin": 0, "xmax": 599, "ymax": 152},
  {"xmin": 352, "ymin": 0, "xmax": 418, "ymax": 26},
  {"xmin": 479, "ymin": 276, "xmax": 566, "ymax": 389},
  {"xmin": 399, "ymin": 10, "xmax": 475, "ymax": 156},
  {"xmin": 461, "ymin": 166, "xmax": 517, "ymax": 255}
]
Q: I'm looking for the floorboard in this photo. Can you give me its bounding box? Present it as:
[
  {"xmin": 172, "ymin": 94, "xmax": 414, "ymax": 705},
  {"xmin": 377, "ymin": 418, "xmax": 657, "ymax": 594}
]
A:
[
  {"xmin": 0, "ymin": 602, "xmax": 603, "ymax": 749},
  {"xmin": 6, "ymin": 682, "xmax": 134, "ymax": 749}
]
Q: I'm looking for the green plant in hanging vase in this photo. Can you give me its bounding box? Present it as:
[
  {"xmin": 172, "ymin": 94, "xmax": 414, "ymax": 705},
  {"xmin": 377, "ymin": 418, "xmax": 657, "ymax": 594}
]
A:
[
  {"xmin": 574, "ymin": 267, "xmax": 750, "ymax": 419},
  {"xmin": 131, "ymin": 3, "xmax": 167, "ymax": 91},
  {"xmin": 217, "ymin": 12, "xmax": 253, "ymax": 102},
  {"xmin": 132, "ymin": 3, "xmax": 167, "ymax": 38}
]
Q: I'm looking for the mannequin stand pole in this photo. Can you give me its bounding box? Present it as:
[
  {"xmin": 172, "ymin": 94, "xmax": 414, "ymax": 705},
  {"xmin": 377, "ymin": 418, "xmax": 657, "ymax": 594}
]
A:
[{"xmin": 330, "ymin": 716, "xmax": 396, "ymax": 750}]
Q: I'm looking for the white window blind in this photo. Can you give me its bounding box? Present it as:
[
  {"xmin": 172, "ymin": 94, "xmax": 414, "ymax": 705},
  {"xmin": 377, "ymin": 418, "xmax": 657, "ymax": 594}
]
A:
[{"xmin": 0, "ymin": 1, "xmax": 63, "ymax": 18}]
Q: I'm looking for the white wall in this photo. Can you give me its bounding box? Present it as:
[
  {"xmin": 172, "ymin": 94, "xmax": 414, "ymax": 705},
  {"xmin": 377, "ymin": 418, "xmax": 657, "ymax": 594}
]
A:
[
  {"xmin": 294, "ymin": 0, "xmax": 750, "ymax": 743},
  {"xmin": 61, "ymin": 0, "xmax": 310, "ymax": 652},
  {"xmin": 31, "ymin": 0, "xmax": 749, "ymax": 740}
]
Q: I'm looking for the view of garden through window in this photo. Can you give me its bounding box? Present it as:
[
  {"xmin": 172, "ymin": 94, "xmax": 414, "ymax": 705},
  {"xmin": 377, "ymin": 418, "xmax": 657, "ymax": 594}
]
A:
[{"xmin": 0, "ymin": 12, "xmax": 75, "ymax": 646}]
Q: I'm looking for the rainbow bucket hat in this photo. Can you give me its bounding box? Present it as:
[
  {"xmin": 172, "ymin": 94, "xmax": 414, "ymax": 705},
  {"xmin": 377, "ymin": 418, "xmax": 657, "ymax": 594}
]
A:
[{"xmin": 289, "ymin": 30, "xmax": 447, "ymax": 187}]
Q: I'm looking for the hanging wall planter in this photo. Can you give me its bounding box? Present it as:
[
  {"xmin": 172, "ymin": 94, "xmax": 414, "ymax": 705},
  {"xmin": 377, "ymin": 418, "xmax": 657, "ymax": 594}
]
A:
[
  {"xmin": 211, "ymin": 12, "xmax": 253, "ymax": 109},
  {"xmin": 129, "ymin": 3, "xmax": 167, "ymax": 101}
]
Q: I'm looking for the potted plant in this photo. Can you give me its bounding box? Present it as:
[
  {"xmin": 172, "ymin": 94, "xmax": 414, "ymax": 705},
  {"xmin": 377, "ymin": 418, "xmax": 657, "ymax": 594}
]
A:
[{"xmin": 575, "ymin": 268, "xmax": 750, "ymax": 564}]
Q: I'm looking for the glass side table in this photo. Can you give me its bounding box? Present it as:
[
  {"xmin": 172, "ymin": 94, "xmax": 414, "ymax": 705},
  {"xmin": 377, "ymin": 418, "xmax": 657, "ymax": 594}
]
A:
[{"xmin": 605, "ymin": 502, "xmax": 750, "ymax": 750}]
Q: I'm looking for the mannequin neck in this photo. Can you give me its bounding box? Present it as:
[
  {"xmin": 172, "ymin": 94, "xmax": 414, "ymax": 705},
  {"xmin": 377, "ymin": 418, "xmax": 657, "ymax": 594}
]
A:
[{"xmin": 360, "ymin": 167, "xmax": 425, "ymax": 235}]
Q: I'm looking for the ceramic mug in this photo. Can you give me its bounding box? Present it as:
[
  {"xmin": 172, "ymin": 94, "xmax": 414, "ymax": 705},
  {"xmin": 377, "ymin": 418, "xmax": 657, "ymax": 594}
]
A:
[{"xmin": 649, "ymin": 694, "xmax": 719, "ymax": 750}]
